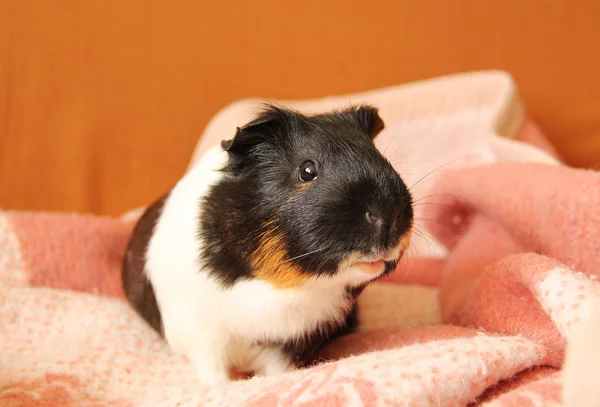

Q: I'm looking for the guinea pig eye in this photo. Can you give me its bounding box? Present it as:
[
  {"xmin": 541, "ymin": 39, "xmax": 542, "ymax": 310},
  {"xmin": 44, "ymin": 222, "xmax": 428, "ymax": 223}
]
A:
[{"xmin": 298, "ymin": 160, "xmax": 318, "ymax": 182}]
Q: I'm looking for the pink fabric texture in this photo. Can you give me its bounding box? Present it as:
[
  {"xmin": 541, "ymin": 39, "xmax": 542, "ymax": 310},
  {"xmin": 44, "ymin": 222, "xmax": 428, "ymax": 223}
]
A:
[{"xmin": 2, "ymin": 118, "xmax": 599, "ymax": 404}]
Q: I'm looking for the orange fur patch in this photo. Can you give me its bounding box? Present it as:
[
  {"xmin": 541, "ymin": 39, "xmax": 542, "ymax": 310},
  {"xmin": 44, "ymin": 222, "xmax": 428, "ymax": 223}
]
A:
[
  {"xmin": 250, "ymin": 227, "xmax": 310, "ymax": 289},
  {"xmin": 399, "ymin": 229, "xmax": 412, "ymax": 253}
]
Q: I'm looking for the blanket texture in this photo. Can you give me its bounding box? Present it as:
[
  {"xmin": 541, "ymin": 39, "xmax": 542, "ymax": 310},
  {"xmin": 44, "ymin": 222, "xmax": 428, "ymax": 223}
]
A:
[{"xmin": 2, "ymin": 71, "xmax": 599, "ymax": 406}]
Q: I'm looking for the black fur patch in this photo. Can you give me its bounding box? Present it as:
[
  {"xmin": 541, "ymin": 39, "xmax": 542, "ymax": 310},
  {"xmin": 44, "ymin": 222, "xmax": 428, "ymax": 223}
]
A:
[
  {"xmin": 282, "ymin": 302, "xmax": 360, "ymax": 367},
  {"xmin": 122, "ymin": 193, "xmax": 169, "ymax": 334},
  {"xmin": 199, "ymin": 105, "xmax": 413, "ymax": 288}
]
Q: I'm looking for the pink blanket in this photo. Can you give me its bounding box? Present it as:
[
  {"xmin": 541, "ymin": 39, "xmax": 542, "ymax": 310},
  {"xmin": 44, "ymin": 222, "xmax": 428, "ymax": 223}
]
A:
[{"xmin": 2, "ymin": 93, "xmax": 600, "ymax": 405}]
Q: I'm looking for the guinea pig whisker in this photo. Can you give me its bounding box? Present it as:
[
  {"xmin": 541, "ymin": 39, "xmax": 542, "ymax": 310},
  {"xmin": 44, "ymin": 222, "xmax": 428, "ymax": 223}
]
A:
[
  {"xmin": 388, "ymin": 158, "xmax": 450, "ymax": 166},
  {"xmin": 258, "ymin": 247, "xmax": 328, "ymax": 273},
  {"xmin": 412, "ymin": 227, "xmax": 438, "ymax": 250},
  {"xmin": 412, "ymin": 227, "xmax": 438, "ymax": 253},
  {"xmin": 412, "ymin": 193, "xmax": 459, "ymax": 204},
  {"xmin": 414, "ymin": 217, "xmax": 444, "ymax": 228},
  {"xmin": 412, "ymin": 202, "xmax": 454, "ymax": 209},
  {"xmin": 383, "ymin": 128, "xmax": 420, "ymax": 161},
  {"xmin": 310, "ymin": 255, "xmax": 332, "ymax": 276},
  {"xmin": 411, "ymin": 227, "xmax": 429, "ymax": 243},
  {"xmin": 407, "ymin": 245, "xmax": 421, "ymax": 286},
  {"xmin": 407, "ymin": 154, "xmax": 478, "ymax": 193},
  {"xmin": 378, "ymin": 125, "xmax": 406, "ymax": 156},
  {"xmin": 392, "ymin": 244, "xmax": 419, "ymax": 286},
  {"xmin": 279, "ymin": 247, "xmax": 327, "ymax": 265}
]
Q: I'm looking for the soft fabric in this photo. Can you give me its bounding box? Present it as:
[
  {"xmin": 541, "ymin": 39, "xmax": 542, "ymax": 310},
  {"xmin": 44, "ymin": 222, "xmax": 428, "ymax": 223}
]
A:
[{"xmin": 2, "ymin": 74, "xmax": 599, "ymax": 406}]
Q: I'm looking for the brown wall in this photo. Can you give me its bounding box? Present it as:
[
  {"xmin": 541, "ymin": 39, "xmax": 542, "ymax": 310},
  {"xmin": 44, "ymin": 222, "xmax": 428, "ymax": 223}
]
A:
[{"xmin": 1, "ymin": 0, "xmax": 599, "ymax": 216}]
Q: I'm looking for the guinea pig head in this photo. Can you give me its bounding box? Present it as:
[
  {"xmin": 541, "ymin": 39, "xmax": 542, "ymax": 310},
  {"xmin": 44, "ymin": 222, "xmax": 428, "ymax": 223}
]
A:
[{"xmin": 207, "ymin": 104, "xmax": 413, "ymax": 289}]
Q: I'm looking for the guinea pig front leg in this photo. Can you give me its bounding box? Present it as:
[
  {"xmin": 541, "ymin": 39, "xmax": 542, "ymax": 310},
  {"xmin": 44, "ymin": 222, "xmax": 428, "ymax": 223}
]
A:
[
  {"xmin": 187, "ymin": 337, "xmax": 231, "ymax": 385},
  {"xmin": 163, "ymin": 319, "xmax": 232, "ymax": 385},
  {"xmin": 248, "ymin": 345, "xmax": 295, "ymax": 377}
]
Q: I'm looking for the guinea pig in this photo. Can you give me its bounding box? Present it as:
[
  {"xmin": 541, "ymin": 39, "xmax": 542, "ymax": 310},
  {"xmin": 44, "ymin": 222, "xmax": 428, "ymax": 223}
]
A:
[{"xmin": 122, "ymin": 104, "xmax": 414, "ymax": 385}]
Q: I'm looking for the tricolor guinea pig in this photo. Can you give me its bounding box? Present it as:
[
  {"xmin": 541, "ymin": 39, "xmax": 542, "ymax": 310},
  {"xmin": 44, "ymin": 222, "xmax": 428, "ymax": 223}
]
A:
[{"xmin": 122, "ymin": 104, "xmax": 414, "ymax": 385}]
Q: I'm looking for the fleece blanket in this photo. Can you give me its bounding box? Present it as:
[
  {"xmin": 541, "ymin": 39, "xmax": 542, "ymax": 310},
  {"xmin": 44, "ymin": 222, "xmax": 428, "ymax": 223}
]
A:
[{"xmin": 2, "ymin": 71, "xmax": 599, "ymax": 407}]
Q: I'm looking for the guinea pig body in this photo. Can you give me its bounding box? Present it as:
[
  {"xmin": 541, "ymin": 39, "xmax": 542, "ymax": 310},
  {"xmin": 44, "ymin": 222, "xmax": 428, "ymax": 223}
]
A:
[{"xmin": 122, "ymin": 105, "xmax": 414, "ymax": 385}]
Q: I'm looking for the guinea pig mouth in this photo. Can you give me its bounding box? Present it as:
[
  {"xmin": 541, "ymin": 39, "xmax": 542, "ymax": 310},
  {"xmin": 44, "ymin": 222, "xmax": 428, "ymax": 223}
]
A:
[
  {"xmin": 354, "ymin": 259, "xmax": 386, "ymax": 274},
  {"xmin": 348, "ymin": 231, "xmax": 411, "ymax": 275},
  {"xmin": 354, "ymin": 257, "xmax": 400, "ymax": 275},
  {"xmin": 355, "ymin": 244, "xmax": 406, "ymax": 274}
]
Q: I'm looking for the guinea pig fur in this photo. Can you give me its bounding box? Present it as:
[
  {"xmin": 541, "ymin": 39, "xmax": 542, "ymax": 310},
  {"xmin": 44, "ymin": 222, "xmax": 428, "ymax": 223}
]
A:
[{"xmin": 122, "ymin": 104, "xmax": 414, "ymax": 385}]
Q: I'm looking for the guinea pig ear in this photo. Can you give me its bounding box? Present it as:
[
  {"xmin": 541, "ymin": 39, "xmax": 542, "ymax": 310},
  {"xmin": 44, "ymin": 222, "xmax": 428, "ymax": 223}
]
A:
[
  {"xmin": 220, "ymin": 138, "xmax": 234, "ymax": 151},
  {"xmin": 220, "ymin": 126, "xmax": 263, "ymax": 154},
  {"xmin": 341, "ymin": 105, "xmax": 385, "ymax": 139},
  {"xmin": 220, "ymin": 105, "xmax": 289, "ymax": 154}
]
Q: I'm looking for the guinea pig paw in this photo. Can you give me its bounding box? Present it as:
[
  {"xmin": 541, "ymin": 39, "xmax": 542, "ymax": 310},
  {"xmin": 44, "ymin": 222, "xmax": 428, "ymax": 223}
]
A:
[
  {"xmin": 189, "ymin": 353, "xmax": 232, "ymax": 386},
  {"xmin": 252, "ymin": 347, "xmax": 295, "ymax": 377},
  {"xmin": 194, "ymin": 366, "xmax": 232, "ymax": 387}
]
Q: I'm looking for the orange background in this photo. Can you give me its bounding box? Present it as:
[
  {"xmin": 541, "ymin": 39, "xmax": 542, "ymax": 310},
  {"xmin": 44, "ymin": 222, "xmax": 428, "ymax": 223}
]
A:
[{"xmin": 1, "ymin": 0, "xmax": 599, "ymax": 216}]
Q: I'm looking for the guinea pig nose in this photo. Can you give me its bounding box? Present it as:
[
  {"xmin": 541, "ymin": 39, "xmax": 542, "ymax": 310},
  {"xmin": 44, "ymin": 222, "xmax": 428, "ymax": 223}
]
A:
[{"xmin": 366, "ymin": 211, "xmax": 383, "ymax": 226}]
